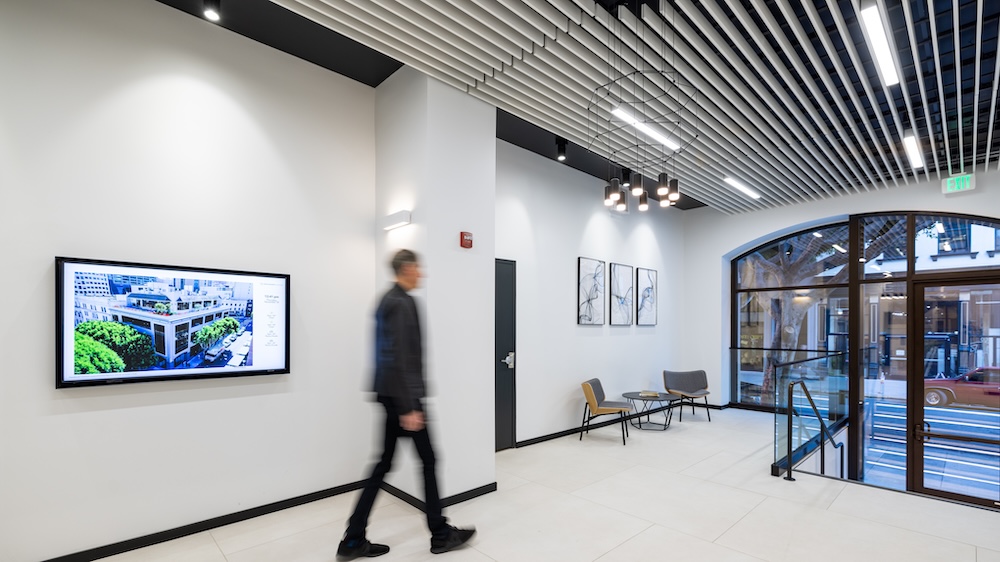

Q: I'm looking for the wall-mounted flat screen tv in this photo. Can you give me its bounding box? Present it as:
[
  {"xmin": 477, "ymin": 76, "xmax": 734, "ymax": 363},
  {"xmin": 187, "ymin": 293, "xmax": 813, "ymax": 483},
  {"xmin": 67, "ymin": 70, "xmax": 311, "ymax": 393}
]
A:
[{"xmin": 56, "ymin": 257, "xmax": 290, "ymax": 388}]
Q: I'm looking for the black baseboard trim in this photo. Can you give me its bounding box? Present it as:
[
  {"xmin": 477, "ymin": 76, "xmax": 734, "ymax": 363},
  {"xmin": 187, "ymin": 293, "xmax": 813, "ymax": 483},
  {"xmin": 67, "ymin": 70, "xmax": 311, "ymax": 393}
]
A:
[
  {"xmin": 43, "ymin": 478, "xmax": 497, "ymax": 562},
  {"xmin": 42, "ymin": 480, "xmax": 366, "ymax": 562},
  {"xmin": 381, "ymin": 481, "xmax": 497, "ymax": 511},
  {"xmin": 515, "ymin": 401, "xmax": 728, "ymax": 448}
]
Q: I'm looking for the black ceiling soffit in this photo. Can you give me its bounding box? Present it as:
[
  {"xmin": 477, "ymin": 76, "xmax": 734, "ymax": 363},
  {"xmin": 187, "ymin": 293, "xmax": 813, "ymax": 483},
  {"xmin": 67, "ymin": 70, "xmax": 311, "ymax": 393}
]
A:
[{"xmin": 154, "ymin": 0, "xmax": 703, "ymax": 210}]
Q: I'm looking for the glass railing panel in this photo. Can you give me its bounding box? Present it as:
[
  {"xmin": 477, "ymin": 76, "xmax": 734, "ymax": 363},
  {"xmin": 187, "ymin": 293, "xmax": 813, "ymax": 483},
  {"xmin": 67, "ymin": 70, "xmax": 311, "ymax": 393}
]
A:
[{"xmin": 773, "ymin": 351, "xmax": 849, "ymax": 478}]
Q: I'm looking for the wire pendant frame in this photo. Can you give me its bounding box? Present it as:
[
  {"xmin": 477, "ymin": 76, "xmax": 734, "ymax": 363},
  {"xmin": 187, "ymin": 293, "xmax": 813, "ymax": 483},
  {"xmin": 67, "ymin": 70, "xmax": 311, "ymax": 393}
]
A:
[{"xmin": 586, "ymin": 69, "xmax": 700, "ymax": 184}]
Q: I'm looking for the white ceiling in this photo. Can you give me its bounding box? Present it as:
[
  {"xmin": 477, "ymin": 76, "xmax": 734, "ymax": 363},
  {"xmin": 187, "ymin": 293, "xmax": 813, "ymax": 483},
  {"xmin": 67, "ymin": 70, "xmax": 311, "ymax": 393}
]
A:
[{"xmin": 270, "ymin": 0, "xmax": 1000, "ymax": 215}]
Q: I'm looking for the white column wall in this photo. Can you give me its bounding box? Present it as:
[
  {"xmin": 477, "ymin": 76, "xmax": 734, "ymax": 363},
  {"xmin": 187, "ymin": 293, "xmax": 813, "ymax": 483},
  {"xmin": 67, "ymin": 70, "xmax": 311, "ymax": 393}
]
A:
[
  {"xmin": 374, "ymin": 68, "xmax": 497, "ymax": 499},
  {"xmin": 682, "ymin": 170, "xmax": 1000, "ymax": 405},
  {"xmin": 0, "ymin": 2, "xmax": 377, "ymax": 560},
  {"xmin": 496, "ymin": 140, "xmax": 687, "ymax": 441}
]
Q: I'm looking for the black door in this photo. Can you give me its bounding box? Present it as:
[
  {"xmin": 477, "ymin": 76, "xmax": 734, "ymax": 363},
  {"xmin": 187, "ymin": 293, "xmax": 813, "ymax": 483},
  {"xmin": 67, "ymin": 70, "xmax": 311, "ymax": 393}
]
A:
[{"xmin": 496, "ymin": 259, "xmax": 516, "ymax": 451}]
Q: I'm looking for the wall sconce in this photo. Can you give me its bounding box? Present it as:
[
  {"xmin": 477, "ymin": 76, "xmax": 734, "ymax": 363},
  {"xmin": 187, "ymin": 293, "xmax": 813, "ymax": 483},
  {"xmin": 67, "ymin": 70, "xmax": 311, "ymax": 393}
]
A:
[{"xmin": 382, "ymin": 210, "xmax": 411, "ymax": 231}]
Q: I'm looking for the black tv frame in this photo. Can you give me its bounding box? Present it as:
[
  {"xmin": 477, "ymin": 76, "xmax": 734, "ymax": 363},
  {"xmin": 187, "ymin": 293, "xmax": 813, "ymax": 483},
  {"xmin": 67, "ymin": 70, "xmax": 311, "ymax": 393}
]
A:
[{"xmin": 55, "ymin": 257, "xmax": 290, "ymax": 388}]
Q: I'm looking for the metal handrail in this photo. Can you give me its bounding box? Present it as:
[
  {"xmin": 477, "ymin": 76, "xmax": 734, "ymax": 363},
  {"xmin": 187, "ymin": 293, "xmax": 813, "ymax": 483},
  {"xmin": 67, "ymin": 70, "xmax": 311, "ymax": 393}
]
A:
[
  {"xmin": 772, "ymin": 350, "xmax": 847, "ymax": 369},
  {"xmin": 783, "ymin": 380, "xmax": 845, "ymax": 481}
]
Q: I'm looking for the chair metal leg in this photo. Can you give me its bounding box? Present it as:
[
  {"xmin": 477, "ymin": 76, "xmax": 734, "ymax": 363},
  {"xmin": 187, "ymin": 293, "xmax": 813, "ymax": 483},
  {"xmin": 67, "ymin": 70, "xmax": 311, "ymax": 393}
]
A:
[
  {"xmin": 620, "ymin": 412, "xmax": 626, "ymax": 445},
  {"xmin": 580, "ymin": 403, "xmax": 589, "ymax": 440},
  {"xmin": 705, "ymin": 397, "xmax": 712, "ymax": 421},
  {"xmin": 678, "ymin": 399, "xmax": 684, "ymax": 422}
]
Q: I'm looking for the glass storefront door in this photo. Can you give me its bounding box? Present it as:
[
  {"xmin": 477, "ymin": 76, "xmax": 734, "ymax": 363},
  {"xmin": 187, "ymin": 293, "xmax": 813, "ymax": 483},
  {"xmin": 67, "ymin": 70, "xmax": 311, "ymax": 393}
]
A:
[
  {"xmin": 912, "ymin": 281, "xmax": 1000, "ymax": 508},
  {"xmin": 859, "ymin": 282, "xmax": 908, "ymax": 490}
]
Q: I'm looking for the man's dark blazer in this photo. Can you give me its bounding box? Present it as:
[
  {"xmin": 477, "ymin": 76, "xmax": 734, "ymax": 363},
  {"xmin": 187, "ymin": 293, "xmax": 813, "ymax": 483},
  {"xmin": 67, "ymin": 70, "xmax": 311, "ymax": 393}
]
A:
[{"xmin": 372, "ymin": 283, "xmax": 425, "ymax": 413}]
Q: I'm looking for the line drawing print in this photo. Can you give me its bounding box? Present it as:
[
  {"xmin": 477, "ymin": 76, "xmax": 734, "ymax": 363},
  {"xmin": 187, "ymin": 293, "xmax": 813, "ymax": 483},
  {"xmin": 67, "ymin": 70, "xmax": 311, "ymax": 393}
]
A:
[
  {"xmin": 610, "ymin": 263, "xmax": 633, "ymax": 325},
  {"xmin": 637, "ymin": 267, "xmax": 656, "ymax": 325},
  {"xmin": 578, "ymin": 257, "xmax": 605, "ymax": 325}
]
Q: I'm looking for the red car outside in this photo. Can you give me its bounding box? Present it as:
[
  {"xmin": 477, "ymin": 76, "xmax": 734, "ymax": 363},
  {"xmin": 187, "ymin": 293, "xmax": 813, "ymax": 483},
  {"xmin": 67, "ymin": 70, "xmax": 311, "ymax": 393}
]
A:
[{"xmin": 924, "ymin": 367, "xmax": 1000, "ymax": 408}]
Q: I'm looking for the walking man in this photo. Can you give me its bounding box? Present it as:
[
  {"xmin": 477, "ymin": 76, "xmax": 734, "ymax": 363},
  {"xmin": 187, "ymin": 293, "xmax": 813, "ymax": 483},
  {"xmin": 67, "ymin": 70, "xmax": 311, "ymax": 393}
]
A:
[{"xmin": 338, "ymin": 250, "xmax": 475, "ymax": 559}]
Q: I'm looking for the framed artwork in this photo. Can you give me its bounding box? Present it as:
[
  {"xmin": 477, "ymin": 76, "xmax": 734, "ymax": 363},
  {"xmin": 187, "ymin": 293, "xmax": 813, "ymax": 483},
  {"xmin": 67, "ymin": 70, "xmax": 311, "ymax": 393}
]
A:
[
  {"xmin": 577, "ymin": 257, "xmax": 605, "ymax": 325},
  {"xmin": 610, "ymin": 263, "xmax": 633, "ymax": 325},
  {"xmin": 636, "ymin": 267, "xmax": 657, "ymax": 325}
]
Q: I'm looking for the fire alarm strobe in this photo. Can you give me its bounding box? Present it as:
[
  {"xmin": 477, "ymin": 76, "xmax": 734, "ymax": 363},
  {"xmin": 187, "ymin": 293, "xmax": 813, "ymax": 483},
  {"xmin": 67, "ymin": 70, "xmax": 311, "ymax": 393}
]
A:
[{"xmin": 460, "ymin": 232, "xmax": 473, "ymax": 248}]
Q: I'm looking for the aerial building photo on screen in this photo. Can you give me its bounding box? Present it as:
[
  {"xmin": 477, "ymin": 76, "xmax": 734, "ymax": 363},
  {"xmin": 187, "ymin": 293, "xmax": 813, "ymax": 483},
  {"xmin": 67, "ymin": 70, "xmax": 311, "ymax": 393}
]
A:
[{"xmin": 71, "ymin": 271, "xmax": 254, "ymax": 374}]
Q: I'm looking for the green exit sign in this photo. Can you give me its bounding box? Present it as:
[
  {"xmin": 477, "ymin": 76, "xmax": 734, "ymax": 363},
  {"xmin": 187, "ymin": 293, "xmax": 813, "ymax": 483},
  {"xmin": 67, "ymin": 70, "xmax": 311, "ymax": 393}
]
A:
[{"xmin": 942, "ymin": 174, "xmax": 975, "ymax": 194}]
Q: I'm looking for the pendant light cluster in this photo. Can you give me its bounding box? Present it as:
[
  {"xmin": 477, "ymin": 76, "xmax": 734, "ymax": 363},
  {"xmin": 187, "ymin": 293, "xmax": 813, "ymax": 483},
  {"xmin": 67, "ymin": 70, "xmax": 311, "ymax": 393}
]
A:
[{"xmin": 603, "ymin": 168, "xmax": 679, "ymax": 212}]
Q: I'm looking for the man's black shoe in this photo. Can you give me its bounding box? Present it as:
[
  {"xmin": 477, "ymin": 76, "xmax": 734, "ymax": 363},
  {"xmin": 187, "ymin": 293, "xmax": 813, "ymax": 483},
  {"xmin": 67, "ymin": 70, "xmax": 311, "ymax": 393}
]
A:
[
  {"xmin": 430, "ymin": 525, "xmax": 476, "ymax": 554},
  {"xmin": 337, "ymin": 538, "xmax": 390, "ymax": 560}
]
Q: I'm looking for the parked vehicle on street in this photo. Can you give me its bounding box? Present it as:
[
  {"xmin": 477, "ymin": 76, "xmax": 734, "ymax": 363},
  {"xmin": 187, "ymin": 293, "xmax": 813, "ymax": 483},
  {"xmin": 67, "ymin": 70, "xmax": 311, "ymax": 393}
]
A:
[{"xmin": 924, "ymin": 367, "xmax": 1000, "ymax": 408}]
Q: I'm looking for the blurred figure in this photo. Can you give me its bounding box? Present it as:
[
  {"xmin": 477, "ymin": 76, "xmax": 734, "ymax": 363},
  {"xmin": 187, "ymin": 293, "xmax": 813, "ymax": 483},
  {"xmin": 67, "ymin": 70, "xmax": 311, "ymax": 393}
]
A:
[{"xmin": 337, "ymin": 250, "xmax": 475, "ymax": 560}]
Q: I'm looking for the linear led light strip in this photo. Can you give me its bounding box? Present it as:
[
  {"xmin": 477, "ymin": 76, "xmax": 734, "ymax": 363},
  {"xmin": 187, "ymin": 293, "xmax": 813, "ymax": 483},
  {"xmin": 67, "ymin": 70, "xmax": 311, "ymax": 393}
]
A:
[
  {"xmin": 723, "ymin": 177, "xmax": 761, "ymax": 200},
  {"xmin": 610, "ymin": 106, "xmax": 681, "ymax": 151},
  {"xmin": 902, "ymin": 134, "xmax": 924, "ymax": 169},
  {"xmin": 859, "ymin": 3, "xmax": 900, "ymax": 87}
]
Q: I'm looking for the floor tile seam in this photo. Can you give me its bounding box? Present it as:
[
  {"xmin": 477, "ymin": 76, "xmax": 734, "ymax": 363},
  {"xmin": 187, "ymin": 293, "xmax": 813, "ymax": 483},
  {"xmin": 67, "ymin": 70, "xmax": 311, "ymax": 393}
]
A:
[
  {"xmin": 212, "ymin": 517, "xmax": 343, "ymax": 557},
  {"xmin": 823, "ymin": 490, "xmax": 995, "ymax": 552},
  {"xmin": 812, "ymin": 484, "xmax": 989, "ymax": 552},
  {"xmin": 566, "ymin": 485, "xmax": 662, "ymax": 527},
  {"xmin": 704, "ymin": 490, "xmax": 771, "ymax": 548},
  {"xmin": 208, "ymin": 530, "xmax": 231, "ymax": 562},
  {"xmin": 588, "ymin": 520, "xmax": 655, "ymax": 562},
  {"xmin": 469, "ymin": 545, "xmax": 499, "ymax": 561}
]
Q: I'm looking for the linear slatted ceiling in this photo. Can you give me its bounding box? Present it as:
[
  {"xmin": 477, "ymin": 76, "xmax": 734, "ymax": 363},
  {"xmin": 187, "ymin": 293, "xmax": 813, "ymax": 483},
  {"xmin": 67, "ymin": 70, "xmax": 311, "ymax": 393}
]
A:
[
  {"xmin": 276, "ymin": 0, "xmax": 998, "ymax": 215},
  {"xmin": 634, "ymin": 6, "xmax": 831, "ymax": 202}
]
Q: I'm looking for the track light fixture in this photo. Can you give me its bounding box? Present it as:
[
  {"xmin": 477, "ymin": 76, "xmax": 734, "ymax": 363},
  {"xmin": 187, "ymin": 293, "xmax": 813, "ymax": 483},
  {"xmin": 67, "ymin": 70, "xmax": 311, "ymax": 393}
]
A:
[
  {"xmin": 556, "ymin": 137, "xmax": 567, "ymax": 162},
  {"xmin": 203, "ymin": 0, "xmax": 221, "ymax": 21}
]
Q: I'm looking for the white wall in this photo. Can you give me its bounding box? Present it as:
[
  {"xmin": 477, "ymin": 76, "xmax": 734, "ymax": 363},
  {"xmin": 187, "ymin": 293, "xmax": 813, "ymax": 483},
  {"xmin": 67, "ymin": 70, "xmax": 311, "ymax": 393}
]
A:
[
  {"xmin": 496, "ymin": 140, "xmax": 687, "ymax": 441},
  {"xmin": 0, "ymin": 2, "xmax": 377, "ymax": 560},
  {"xmin": 682, "ymin": 169, "xmax": 1000, "ymax": 405},
  {"xmin": 374, "ymin": 69, "xmax": 497, "ymax": 499}
]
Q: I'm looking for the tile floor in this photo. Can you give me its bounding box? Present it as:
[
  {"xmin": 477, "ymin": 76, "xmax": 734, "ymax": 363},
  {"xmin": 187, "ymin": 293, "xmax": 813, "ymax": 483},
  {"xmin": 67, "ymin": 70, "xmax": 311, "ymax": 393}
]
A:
[{"xmin": 103, "ymin": 408, "xmax": 1000, "ymax": 561}]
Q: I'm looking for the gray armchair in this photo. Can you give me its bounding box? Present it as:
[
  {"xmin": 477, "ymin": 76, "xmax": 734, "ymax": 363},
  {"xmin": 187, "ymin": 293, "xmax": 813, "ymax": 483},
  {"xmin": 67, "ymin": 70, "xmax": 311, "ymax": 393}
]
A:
[
  {"xmin": 663, "ymin": 369, "xmax": 711, "ymax": 422},
  {"xmin": 580, "ymin": 378, "xmax": 632, "ymax": 445}
]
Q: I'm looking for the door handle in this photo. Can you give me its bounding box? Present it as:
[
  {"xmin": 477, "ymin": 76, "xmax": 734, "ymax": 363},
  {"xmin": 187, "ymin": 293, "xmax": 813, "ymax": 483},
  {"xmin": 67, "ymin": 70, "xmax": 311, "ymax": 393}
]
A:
[{"xmin": 501, "ymin": 352, "xmax": 515, "ymax": 369}]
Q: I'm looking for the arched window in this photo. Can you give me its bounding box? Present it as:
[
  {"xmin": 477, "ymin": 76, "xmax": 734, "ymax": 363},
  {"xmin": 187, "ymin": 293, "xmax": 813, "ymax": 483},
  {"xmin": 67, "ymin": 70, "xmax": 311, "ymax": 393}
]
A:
[{"xmin": 732, "ymin": 223, "xmax": 849, "ymax": 407}]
